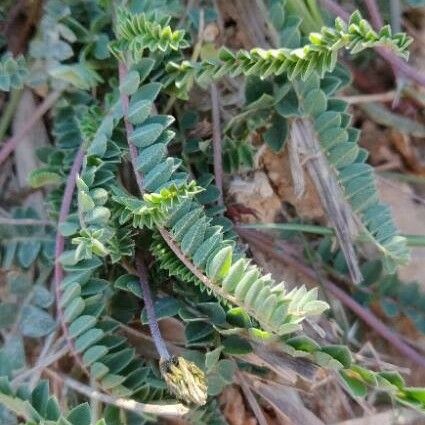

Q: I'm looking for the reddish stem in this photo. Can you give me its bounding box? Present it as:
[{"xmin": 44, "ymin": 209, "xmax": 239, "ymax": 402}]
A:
[
  {"xmin": 119, "ymin": 63, "xmax": 172, "ymax": 362},
  {"xmin": 364, "ymin": 0, "xmax": 384, "ymax": 28},
  {"xmin": 54, "ymin": 146, "xmax": 87, "ymax": 373},
  {"xmin": 118, "ymin": 63, "xmax": 145, "ymax": 191},
  {"xmin": 319, "ymin": 0, "xmax": 425, "ymax": 87},
  {"xmin": 135, "ymin": 256, "xmax": 171, "ymax": 361},
  {"xmin": 0, "ymin": 90, "xmax": 62, "ymax": 166},
  {"xmin": 238, "ymin": 228, "xmax": 425, "ymax": 369}
]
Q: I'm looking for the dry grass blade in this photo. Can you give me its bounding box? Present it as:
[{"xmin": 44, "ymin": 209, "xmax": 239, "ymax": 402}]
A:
[
  {"xmin": 247, "ymin": 376, "xmax": 326, "ymax": 425},
  {"xmin": 291, "ymin": 118, "xmax": 362, "ymax": 283}
]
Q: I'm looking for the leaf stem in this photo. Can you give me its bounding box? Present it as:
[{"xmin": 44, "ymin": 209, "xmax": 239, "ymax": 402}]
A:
[
  {"xmin": 240, "ymin": 223, "xmax": 425, "ymax": 247},
  {"xmin": 239, "ymin": 228, "xmax": 425, "ymax": 369},
  {"xmin": 53, "ymin": 146, "xmax": 87, "ymax": 374},
  {"xmin": 319, "ymin": 0, "xmax": 425, "ymax": 87}
]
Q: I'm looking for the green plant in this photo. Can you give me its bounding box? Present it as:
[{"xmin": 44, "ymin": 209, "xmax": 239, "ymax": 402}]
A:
[{"xmin": 1, "ymin": 1, "xmax": 425, "ymax": 423}]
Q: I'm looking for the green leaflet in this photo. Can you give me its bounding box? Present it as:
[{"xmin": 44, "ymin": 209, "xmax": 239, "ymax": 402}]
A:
[
  {"xmin": 0, "ymin": 53, "xmax": 28, "ymax": 91},
  {"xmin": 164, "ymin": 11, "xmax": 411, "ymax": 95},
  {"xmin": 120, "ymin": 81, "xmax": 330, "ymax": 334},
  {"xmin": 112, "ymin": 181, "xmax": 201, "ymax": 229},
  {"xmin": 293, "ymin": 74, "xmax": 410, "ymax": 273},
  {"xmin": 112, "ymin": 8, "xmax": 188, "ymax": 61},
  {"xmin": 0, "ymin": 378, "xmax": 112, "ymax": 424}
]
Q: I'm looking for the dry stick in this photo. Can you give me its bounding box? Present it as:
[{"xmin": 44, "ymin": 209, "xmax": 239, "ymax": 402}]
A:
[
  {"xmin": 292, "ymin": 119, "xmax": 362, "ymax": 284},
  {"xmin": 238, "ymin": 228, "xmax": 425, "ymax": 369},
  {"xmin": 340, "ymin": 91, "xmax": 396, "ymax": 104},
  {"xmin": 0, "ymin": 89, "xmax": 62, "ymax": 166},
  {"xmin": 44, "ymin": 368, "xmax": 189, "ymax": 417},
  {"xmin": 236, "ymin": 371, "xmax": 269, "ymax": 425},
  {"xmin": 12, "ymin": 345, "xmax": 69, "ymax": 386},
  {"xmin": 210, "ymin": 83, "xmax": 224, "ymax": 206},
  {"xmin": 0, "ymin": 217, "xmax": 54, "ymax": 226},
  {"xmin": 319, "ymin": 0, "xmax": 425, "ymax": 87},
  {"xmin": 53, "ymin": 146, "xmax": 87, "ymax": 374}
]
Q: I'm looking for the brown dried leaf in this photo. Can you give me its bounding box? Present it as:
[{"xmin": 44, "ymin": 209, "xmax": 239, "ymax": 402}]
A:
[
  {"xmin": 260, "ymin": 148, "xmax": 324, "ymax": 220},
  {"xmin": 220, "ymin": 386, "xmax": 258, "ymax": 425}
]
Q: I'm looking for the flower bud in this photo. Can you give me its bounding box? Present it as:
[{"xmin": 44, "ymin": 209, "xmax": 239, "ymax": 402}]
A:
[{"xmin": 160, "ymin": 356, "xmax": 207, "ymax": 406}]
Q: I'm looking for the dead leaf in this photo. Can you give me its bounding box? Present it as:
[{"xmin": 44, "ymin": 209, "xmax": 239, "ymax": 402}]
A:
[
  {"xmin": 221, "ymin": 386, "xmax": 258, "ymax": 425},
  {"xmin": 228, "ymin": 171, "xmax": 282, "ymax": 223},
  {"xmin": 390, "ymin": 130, "xmax": 425, "ymax": 175},
  {"xmin": 260, "ymin": 148, "xmax": 324, "ymax": 220}
]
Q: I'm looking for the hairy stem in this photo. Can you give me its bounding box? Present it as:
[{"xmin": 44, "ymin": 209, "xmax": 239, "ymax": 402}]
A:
[
  {"xmin": 54, "ymin": 146, "xmax": 87, "ymax": 373},
  {"xmin": 0, "ymin": 89, "xmax": 62, "ymax": 166},
  {"xmin": 135, "ymin": 256, "xmax": 171, "ymax": 361},
  {"xmin": 239, "ymin": 228, "xmax": 425, "ymax": 369}
]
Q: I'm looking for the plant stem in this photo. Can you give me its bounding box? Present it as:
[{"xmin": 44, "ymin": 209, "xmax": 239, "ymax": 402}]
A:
[
  {"xmin": 239, "ymin": 228, "xmax": 425, "ymax": 369},
  {"xmin": 135, "ymin": 256, "xmax": 171, "ymax": 361},
  {"xmin": 340, "ymin": 91, "xmax": 396, "ymax": 104},
  {"xmin": 319, "ymin": 0, "xmax": 425, "ymax": 87},
  {"xmin": 44, "ymin": 368, "xmax": 189, "ymax": 417},
  {"xmin": 118, "ymin": 63, "xmax": 144, "ymax": 191},
  {"xmin": 0, "ymin": 89, "xmax": 62, "ymax": 166},
  {"xmin": 210, "ymin": 83, "xmax": 224, "ymax": 206},
  {"xmin": 240, "ymin": 222, "xmax": 334, "ymax": 236},
  {"xmin": 118, "ymin": 63, "xmax": 178, "ymax": 362},
  {"xmin": 0, "ymin": 217, "xmax": 54, "ymax": 226},
  {"xmin": 53, "ymin": 146, "xmax": 87, "ymax": 374},
  {"xmin": 118, "ymin": 63, "xmax": 240, "ymax": 311},
  {"xmin": 364, "ymin": 0, "xmax": 384, "ymax": 28},
  {"xmin": 240, "ymin": 222, "xmax": 425, "ymax": 247}
]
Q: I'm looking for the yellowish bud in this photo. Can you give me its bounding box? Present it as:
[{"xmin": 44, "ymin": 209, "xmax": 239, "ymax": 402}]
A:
[{"xmin": 160, "ymin": 356, "xmax": 207, "ymax": 406}]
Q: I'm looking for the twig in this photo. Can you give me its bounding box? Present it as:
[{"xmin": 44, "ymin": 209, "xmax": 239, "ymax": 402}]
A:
[
  {"xmin": 12, "ymin": 344, "xmax": 69, "ymax": 386},
  {"xmin": 319, "ymin": 0, "xmax": 425, "ymax": 87},
  {"xmin": 0, "ymin": 217, "xmax": 54, "ymax": 226},
  {"xmin": 0, "ymin": 89, "xmax": 62, "ymax": 166},
  {"xmin": 29, "ymin": 331, "xmax": 57, "ymax": 388},
  {"xmin": 135, "ymin": 256, "xmax": 171, "ymax": 361},
  {"xmin": 210, "ymin": 83, "xmax": 224, "ymax": 206},
  {"xmin": 44, "ymin": 368, "xmax": 189, "ymax": 417},
  {"xmin": 340, "ymin": 91, "xmax": 396, "ymax": 104},
  {"xmin": 236, "ymin": 371, "xmax": 268, "ymax": 425},
  {"xmin": 53, "ymin": 146, "xmax": 87, "ymax": 374},
  {"xmin": 238, "ymin": 228, "xmax": 425, "ymax": 369},
  {"xmin": 291, "ymin": 118, "xmax": 362, "ymax": 284}
]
